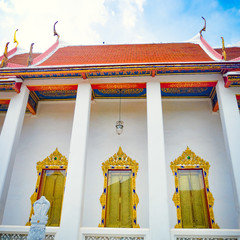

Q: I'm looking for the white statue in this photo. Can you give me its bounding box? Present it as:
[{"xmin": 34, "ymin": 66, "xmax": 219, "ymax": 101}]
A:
[{"xmin": 27, "ymin": 196, "xmax": 50, "ymax": 240}]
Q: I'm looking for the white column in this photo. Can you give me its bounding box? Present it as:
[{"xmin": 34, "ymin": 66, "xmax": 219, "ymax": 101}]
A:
[
  {"xmin": 0, "ymin": 85, "xmax": 29, "ymax": 223},
  {"xmin": 147, "ymin": 82, "xmax": 170, "ymax": 240},
  {"xmin": 56, "ymin": 83, "xmax": 91, "ymax": 240},
  {"xmin": 216, "ymin": 79, "xmax": 240, "ymax": 227}
]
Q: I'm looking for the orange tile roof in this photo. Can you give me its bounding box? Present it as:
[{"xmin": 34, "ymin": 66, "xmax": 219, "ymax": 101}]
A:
[
  {"xmin": 9, "ymin": 53, "xmax": 41, "ymax": 66},
  {"xmin": 214, "ymin": 47, "xmax": 240, "ymax": 61},
  {"xmin": 39, "ymin": 43, "xmax": 213, "ymax": 66}
]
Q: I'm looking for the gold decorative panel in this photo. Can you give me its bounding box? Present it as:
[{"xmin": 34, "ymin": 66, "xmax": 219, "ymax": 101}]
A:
[
  {"xmin": 170, "ymin": 147, "xmax": 219, "ymax": 229},
  {"xmin": 99, "ymin": 147, "xmax": 139, "ymax": 228},
  {"xmin": 26, "ymin": 148, "xmax": 68, "ymax": 226}
]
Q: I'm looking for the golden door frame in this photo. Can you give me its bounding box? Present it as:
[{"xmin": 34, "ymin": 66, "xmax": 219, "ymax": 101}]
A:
[
  {"xmin": 99, "ymin": 147, "xmax": 140, "ymax": 228},
  {"xmin": 170, "ymin": 147, "xmax": 219, "ymax": 229},
  {"xmin": 26, "ymin": 148, "xmax": 68, "ymax": 226}
]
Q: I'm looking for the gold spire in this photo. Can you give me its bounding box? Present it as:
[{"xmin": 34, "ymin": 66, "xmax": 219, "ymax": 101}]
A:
[
  {"xmin": 27, "ymin": 43, "xmax": 34, "ymax": 66},
  {"xmin": 200, "ymin": 16, "xmax": 206, "ymax": 36},
  {"xmin": 1, "ymin": 42, "xmax": 9, "ymax": 68},
  {"xmin": 14, "ymin": 29, "xmax": 19, "ymax": 47},
  {"xmin": 53, "ymin": 21, "xmax": 60, "ymax": 40},
  {"xmin": 221, "ymin": 37, "xmax": 227, "ymax": 61}
]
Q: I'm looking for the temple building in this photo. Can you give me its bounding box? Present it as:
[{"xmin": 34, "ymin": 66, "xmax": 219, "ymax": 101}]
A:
[{"xmin": 0, "ymin": 23, "xmax": 240, "ymax": 240}]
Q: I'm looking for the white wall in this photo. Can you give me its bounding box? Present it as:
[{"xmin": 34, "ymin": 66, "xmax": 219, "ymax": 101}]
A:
[
  {"xmin": 2, "ymin": 101, "xmax": 74, "ymax": 225},
  {"xmin": 2, "ymin": 98, "xmax": 238, "ymax": 229},
  {"xmin": 83, "ymin": 99, "xmax": 149, "ymax": 228},
  {"xmin": 163, "ymin": 99, "xmax": 238, "ymax": 229}
]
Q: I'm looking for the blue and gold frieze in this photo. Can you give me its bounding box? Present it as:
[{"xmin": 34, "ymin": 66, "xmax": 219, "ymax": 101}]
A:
[
  {"xmin": 93, "ymin": 88, "xmax": 146, "ymax": 99},
  {"xmin": 34, "ymin": 90, "xmax": 77, "ymax": 100},
  {"xmin": 27, "ymin": 91, "xmax": 39, "ymax": 114},
  {"xmin": 161, "ymin": 87, "xmax": 213, "ymax": 97},
  {"xmin": 0, "ymin": 104, "xmax": 8, "ymax": 111},
  {"xmin": 1, "ymin": 62, "xmax": 239, "ymax": 80},
  {"xmin": 87, "ymin": 70, "xmax": 151, "ymax": 78},
  {"xmin": 227, "ymin": 75, "xmax": 240, "ymax": 87},
  {"xmin": 21, "ymin": 72, "xmax": 82, "ymax": 80},
  {"xmin": 156, "ymin": 69, "xmax": 220, "ymax": 74},
  {"xmin": 0, "ymin": 81, "xmax": 16, "ymax": 92},
  {"xmin": 229, "ymin": 81, "xmax": 240, "ymax": 87}
]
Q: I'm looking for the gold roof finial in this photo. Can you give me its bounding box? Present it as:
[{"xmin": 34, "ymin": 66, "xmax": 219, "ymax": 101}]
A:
[
  {"xmin": 221, "ymin": 37, "xmax": 227, "ymax": 61},
  {"xmin": 14, "ymin": 29, "xmax": 19, "ymax": 47},
  {"xmin": 1, "ymin": 42, "xmax": 9, "ymax": 68},
  {"xmin": 27, "ymin": 43, "xmax": 34, "ymax": 66},
  {"xmin": 200, "ymin": 16, "xmax": 206, "ymax": 36},
  {"xmin": 53, "ymin": 21, "xmax": 60, "ymax": 40}
]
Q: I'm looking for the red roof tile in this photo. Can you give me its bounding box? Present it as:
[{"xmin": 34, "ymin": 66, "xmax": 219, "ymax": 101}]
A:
[
  {"xmin": 39, "ymin": 43, "xmax": 213, "ymax": 66},
  {"xmin": 214, "ymin": 47, "xmax": 240, "ymax": 61},
  {"xmin": 9, "ymin": 53, "xmax": 41, "ymax": 66}
]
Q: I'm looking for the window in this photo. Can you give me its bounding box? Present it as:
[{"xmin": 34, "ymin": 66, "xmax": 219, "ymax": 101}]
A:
[
  {"xmin": 178, "ymin": 169, "xmax": 210, "ymax": 228},
  {"xmin": 106, "ymin": 170, "xmax": 132, "ymax": 227},
  {"xmin": 37, "ymin": 169, "xmax": 66, "ymax": 226},
  {"xmin": 26, "ymin": 148, "xmax": 68, "ymax": 227},
  {"xmin": 99, "ymin": 147, "xmax": 139, "ymax": 228},
  {"xmin": 170, "ymin": 147, "xmax": 219, "ymax": 229}
]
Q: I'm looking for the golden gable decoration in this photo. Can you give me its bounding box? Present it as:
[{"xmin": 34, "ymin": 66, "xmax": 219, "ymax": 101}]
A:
[
  {"xmin": 170, "ymin": 147, "xmax": 219, "ymax": 229},
  {"xmin": 26, "ymin": 148, "xmax": 68, "ymax": 226},
  {"xmin": 99, "ymin": 147, "xmax": 140, "ymax": 228}
]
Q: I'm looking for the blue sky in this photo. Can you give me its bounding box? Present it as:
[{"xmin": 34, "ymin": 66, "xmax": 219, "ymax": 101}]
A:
[{"xmin": 0, "ymin": 0, "xmax": 240, "ymax": 53}]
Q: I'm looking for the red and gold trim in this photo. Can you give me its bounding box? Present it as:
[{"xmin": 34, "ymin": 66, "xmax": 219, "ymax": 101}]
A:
[
  {"xmin": 91, "ymin": 83, "xmax": 146, "ymax": 90},
  {"xmin": 27, "ymin": 84, "xmax": 78, "ymax": 92},
  {"xmin": 161, "ymin": 81, "xmax": 217, "ymax": 88},
  {"xmin": 0, "ymin": 99, "xmax": 10, "ymax": 104}
]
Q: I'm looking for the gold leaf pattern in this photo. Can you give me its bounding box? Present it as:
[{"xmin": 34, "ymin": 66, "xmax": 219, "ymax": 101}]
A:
[
  {"xmin": 170, "ymin": 147, "xmax": 219, "ymax": 229},
  {"xmin": 26, "ymin": 148, "xmax": 68, "ymax": 226},
  {"xmin": 99, "ymin": 147, "xmax": 139, "ymax": 228}
]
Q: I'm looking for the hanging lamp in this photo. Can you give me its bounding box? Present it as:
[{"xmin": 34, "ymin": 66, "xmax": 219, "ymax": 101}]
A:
[{"xmin": 115, "ymin": 89, "xmax": 124, "ymax": 135}]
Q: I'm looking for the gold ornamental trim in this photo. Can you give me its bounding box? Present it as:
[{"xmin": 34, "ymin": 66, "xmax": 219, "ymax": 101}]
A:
[
  {"xmin": 99, "ymin": 147, "xmax": 140, "ymax": 228},
  {"xmin": 170, "ymin": 147, "xmax": 219, "ymax": 229},
  {"xmin": 26, "ymin": 148, "xmax": 68, "ymax": 225}
]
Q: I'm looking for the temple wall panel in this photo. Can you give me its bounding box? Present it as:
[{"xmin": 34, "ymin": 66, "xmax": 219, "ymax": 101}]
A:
[
  {"xmin": 2, "ymin": 101, "xmax": 74, "ymax": 225},
  {"xmin": 163, "ymin": 99, "xmax": 238, "ymax": 229},
  {"xmin": 1, "ymin": 98, "xmax": 238, "ymax": 230},
  {"xmin": 83, "ymin": 100, "xmax": 149, "ymax": 228}
]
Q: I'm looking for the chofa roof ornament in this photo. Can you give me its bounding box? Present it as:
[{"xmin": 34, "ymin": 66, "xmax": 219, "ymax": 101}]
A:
[
  {"xmin": 221, "ymin": 37, "xmax": 227, "ymax": 61},
  {"xmin": 27, "ymin": 43, "xmax": 34, "ymax": 66},
  {"xmin": 1, "ymin": 42, "xmax": 9, "ymax": 68},
  {"xmin": 200, "ymin": 16, "xmax": 206, "ymax": 36},
  {"xmin": 53, "ymin": 21, "xmax": 60, "ymax": 40},
  {"xmin": 14, "ymin": 29, "xmax": 19, "ymax": 47}
]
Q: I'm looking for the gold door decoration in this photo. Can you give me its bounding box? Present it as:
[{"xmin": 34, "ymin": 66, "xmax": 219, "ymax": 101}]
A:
[
  {"xmin": 99, "ymin": 147, "xmax": 140, "ymax": 228},
  {"xmin": 26, "ymin": 148, "xmax": 68, "ymax": 226},
  {"xmin": 170, "ymin": 147, "xmax": 219, "ymax": 229}
]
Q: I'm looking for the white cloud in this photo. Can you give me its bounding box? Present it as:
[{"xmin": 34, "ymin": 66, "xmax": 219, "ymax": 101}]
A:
[
  {"xmin": 0, "ymin": 0, "xmax": 109, "ymax": 53},
  {"xmin": 0, "ymin": 0, "xmax": 13, "ymax": 13},
  {"xmin": 0, "ymin": 0, "xmax": 240, "ymax": 55}
]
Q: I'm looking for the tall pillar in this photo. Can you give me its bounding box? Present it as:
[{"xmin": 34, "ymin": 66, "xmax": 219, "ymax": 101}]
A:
[
  {"xmin": 55, "ymin": 83, "xmax": 91, "ymax": 240},
  {"xmin": 147, "ymin": 82, "xmax": 170, "ymax": 240},
  {"xmin": 216, "ymin": 79, "xmax": 240, "ymax": 226},
  {"xmin": 0, "ymin": 85, "xmax": 29, "ymax": 223}
]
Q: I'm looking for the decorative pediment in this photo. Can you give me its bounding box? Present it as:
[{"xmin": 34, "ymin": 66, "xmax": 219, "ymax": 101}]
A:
[
  {"xmin": 101, "ymin": 146, "xmax": 139, "ymax": 175},
  {"xmin": 36, "ymin": 148, "xmax": 68, "ymax": 172},
  {"xmin": 170, "ymin": 146, "xmax": 210, "ymax": 175}
]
